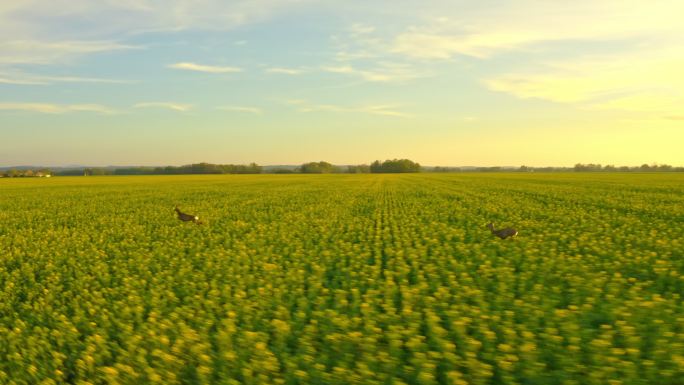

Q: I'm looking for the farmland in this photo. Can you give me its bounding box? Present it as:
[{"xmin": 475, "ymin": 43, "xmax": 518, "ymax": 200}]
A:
[{"xmin": 0, "ymin": 173, "xmax": 682, "ymax": 385}]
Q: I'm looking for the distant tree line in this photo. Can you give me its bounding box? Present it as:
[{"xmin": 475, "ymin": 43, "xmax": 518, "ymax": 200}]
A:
[
  {"xmin": 5, "ymin": 161, "xmax": 683, "ymax": 177},
  {"xmin": 298, "ymin": 161, "xmax": 338, "ymax": 174},
  {"xmin": 571, "ymin": 163, "xmax": 683, "ymax": 172},
  {"xmin": 0, "ymin": 169, "xmax": 52, "ymax": 177},
  {"xmin": 370, "ymin": 159, "xmax": 421, "ymax": 173},
  {"xmin": 295, "ymin": 161, "xmax": 370, "ymax": 174},
  {"xmin": 426, "ymin": 166, "xmax": 512, "ymax": 172},
  {"xmin": 296, "ymin": 159, "xmax": 421, "ymax": 174},
  {"xmin": 426, "ymin": 163, "xmax": 684, "ymax": 172},
  {"xmin": 52, "ymin": 163, "xmax": 263, "ymax": 176},
  {"xmin": 151, "ymin": 162, "xmax": 263, "ymax": 175}
]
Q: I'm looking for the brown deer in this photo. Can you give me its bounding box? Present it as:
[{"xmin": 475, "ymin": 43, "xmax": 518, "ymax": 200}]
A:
[
  {"xmin": 175, "ymin": 207, "xmax": 202, "ymax": 225},
  {"xmin": 487, "ymin": 223, "xmax": 518, "ymax": 239}
]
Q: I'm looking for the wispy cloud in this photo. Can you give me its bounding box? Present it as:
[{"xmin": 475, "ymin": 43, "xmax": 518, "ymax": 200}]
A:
[
  {"xmin": 265, "ymin": 67, "xmax": 303, "ymax": 75},
  {"xmin": 392, "ymin": 33, "xmax": 476, "ymax": 59},
  {"xmin": 0, "ymin": 76, "xmax": 44, "ymax": 85},
  {"xmin": 216, "ymin": 106, "xmax": 262, "ymax": 114},
  {"xmin": 0, "ymin": 1, "xmax": 315, "ymax": 38},
  {"xmin": 589, "ymin": 94, "xmax": 683, "ymax": 113},
  {"xmin": 168, "ymin": 62, "xmax": 242, "ymax": 73},
  {"xmin": 0, "ymin": 71, "xmax": 133, "ymax": 85},
  {"xmin": 484, "ymin": 46, "xmax": 684, "ymax": 119},
  {"xmin": 327, "ymin": 23, "xmax": 430, "ymax": 84},
  {"xmin": 0, "ymin": 103, "xmax": 116, "ymax": 114},
  {"xmin": 350, "ymin": 23, "xmax": 376, "ymax": 35},
  {"xmin": 322, "ymin": 63, "xmax": 425, "ymax": 83},
  {"xmin": 358, "ymin": 105, "xmax": 413, "ymax": 118},
  {"xmin": 0, "ymin": 0, "xmax": 306, "ymax": 81},
  {"xmin": 0, "ymin": 40, "xmax": 139, "ymax": 65},
  {"xmin": 331, "ymin": 23, "xmax": 384, "ymax": 63},
  {"xmin": 390, "ymin": 1, "xmax": 684, "ymax": 60},
  {"xmin": 285, "ymin": 99, "xmax": 412, "ymax": 118},
  {"xmin": 134, "ymin": 102, "xmax": 192, "ymax": 112},
  {"xmin": 391, "ymin": 30, "xmax": 550, "ymax": 60},
  {"xmin": 67, "ymin": 104, "xmax": 118, "ymax": 114},
  {"xmin": 322, "ymin": 66, "xmax": 354, "ymax": 74}
]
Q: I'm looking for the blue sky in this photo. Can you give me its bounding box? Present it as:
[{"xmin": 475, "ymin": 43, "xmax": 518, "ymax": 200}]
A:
[{"xmin": 1, "ymin": 0, "xmax": 683, "ymax": 166}]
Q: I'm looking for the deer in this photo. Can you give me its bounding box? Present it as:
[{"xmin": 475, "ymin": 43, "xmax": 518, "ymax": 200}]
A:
[
  {"xmin": 487, "ymin": 223, "xmax": 518, "ymax": 239},
  {"xmin": 175, "ymin": 207, "xmax": 203, "ymax": 225}
]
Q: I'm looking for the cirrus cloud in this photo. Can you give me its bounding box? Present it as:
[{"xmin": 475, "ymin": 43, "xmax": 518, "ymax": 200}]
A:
[
  {"xmin": 265, "ymin": 67, "xmax": 303, "ymax": 75},
  {"xmin": 216, "ymin": 105, "xmax": 262, "ymax": 114},
  {"xmin": 134, "ymin": 102, "xmax": 192, "ymax": 112},
  {"xmin": 285, "ymin": 99, "xmax": 412, "ymax": 118},
  {"xmin": 484, "ymin": 46, "xmax": 684, "ymax": 119},
  {"xmin": 0, "ymin": 102, "xmax": 116, "ymax": 114},
  {"xmin": 168, "ymin": 62, "xmax": 242, "ymax": 73},
  {"xmin": 390, "ymin": 1, "xmax": 684, "ymax": 60},
  {"xmin": 0, "ymin": 40, "xmax": 139, "ymax": 66}
]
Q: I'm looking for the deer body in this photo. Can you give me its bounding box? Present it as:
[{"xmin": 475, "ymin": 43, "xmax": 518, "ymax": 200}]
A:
[
  {"xmin": 487, "ymin": 223, "xmax": 518, "ymax": 239},
  {"xmin": 175, "ymin": 207, "xmax": 202, "ymax": 224}
]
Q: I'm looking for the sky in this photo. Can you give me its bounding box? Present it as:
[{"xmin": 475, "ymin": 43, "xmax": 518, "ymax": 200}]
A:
[{"xmin": 1, "ymin": 0, "xmax": 683, "ymax": 167}]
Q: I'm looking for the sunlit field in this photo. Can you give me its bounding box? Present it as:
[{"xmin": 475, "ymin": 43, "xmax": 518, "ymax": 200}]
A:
[{"xmin": 1, "ymin": 173, "xmax": 682, "ymax": 385}]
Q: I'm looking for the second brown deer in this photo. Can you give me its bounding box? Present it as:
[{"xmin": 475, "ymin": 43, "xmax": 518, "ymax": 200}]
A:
[{"xmin": 487, "ymin": 223, "xmax": 518, "ymax": 239}]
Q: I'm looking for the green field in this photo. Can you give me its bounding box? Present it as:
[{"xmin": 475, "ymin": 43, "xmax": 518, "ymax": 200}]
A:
[{"xmin": 1, "ymin": 174, "xmax": 683, "ymax": 385}]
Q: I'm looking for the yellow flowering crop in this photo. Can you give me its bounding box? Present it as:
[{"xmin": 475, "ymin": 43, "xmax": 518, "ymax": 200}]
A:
[{"xmin": 0, "ymin": 173, "xmax": 682, "ymax": 384}]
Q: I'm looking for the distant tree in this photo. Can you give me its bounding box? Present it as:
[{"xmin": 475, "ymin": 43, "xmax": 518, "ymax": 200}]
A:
[
  {"xmin": 53, "ymin": 168, "xmax": 84, "ymax": 176},
  {"xmin": 477, "ymin": 166, "xmax": 502, "ymax": 172},
  {"xmin": 347, "ymin": 164, "xmax": 370, "ymax": 173},
  {"xmin": 84, "ymin": 168, "xmax": 111, "ymax": 176},
  {"xmin": 574, "ymin": 163, "xmax": 602, "ymax": 172},
  {"xmin": 570, "ymin": 163, "xmax": 684, "ymax": 172},
  {"xmin": 37, "ymin": 168, "xmax": 52, "ymax": 176},
  {"xmin": 161, "ymin": 166, "xmax": 181, "ymax": 174},
  {"xmin": 248, "ymin": 162, "xmax": 263, "ymax": 174},
  {"xmin": 370, "ymin": 159, "xmax": 420, "ymax": 173},
  {"xmin": 130, "ymin": 163, "xmax": 264, "ymax": 175},
  {"xmin": 187, "ymin": 163, "xmax": 219, "ymax": 174},
  {"xmin": 300, "ymin": 161, "xmax": 335, "ymax": 174},
  {"xmin": 431, "ymin": 166, "xmax": 462, "ymax": 172},
  {"xmin": 114, "ymin": 167, "xmax": 155, "ymax": 175}
]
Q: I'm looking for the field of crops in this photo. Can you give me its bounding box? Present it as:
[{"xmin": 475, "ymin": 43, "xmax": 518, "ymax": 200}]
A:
[{"xmin": 0, "ymin": 173, "xmax": 682, "ymax": 385}]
